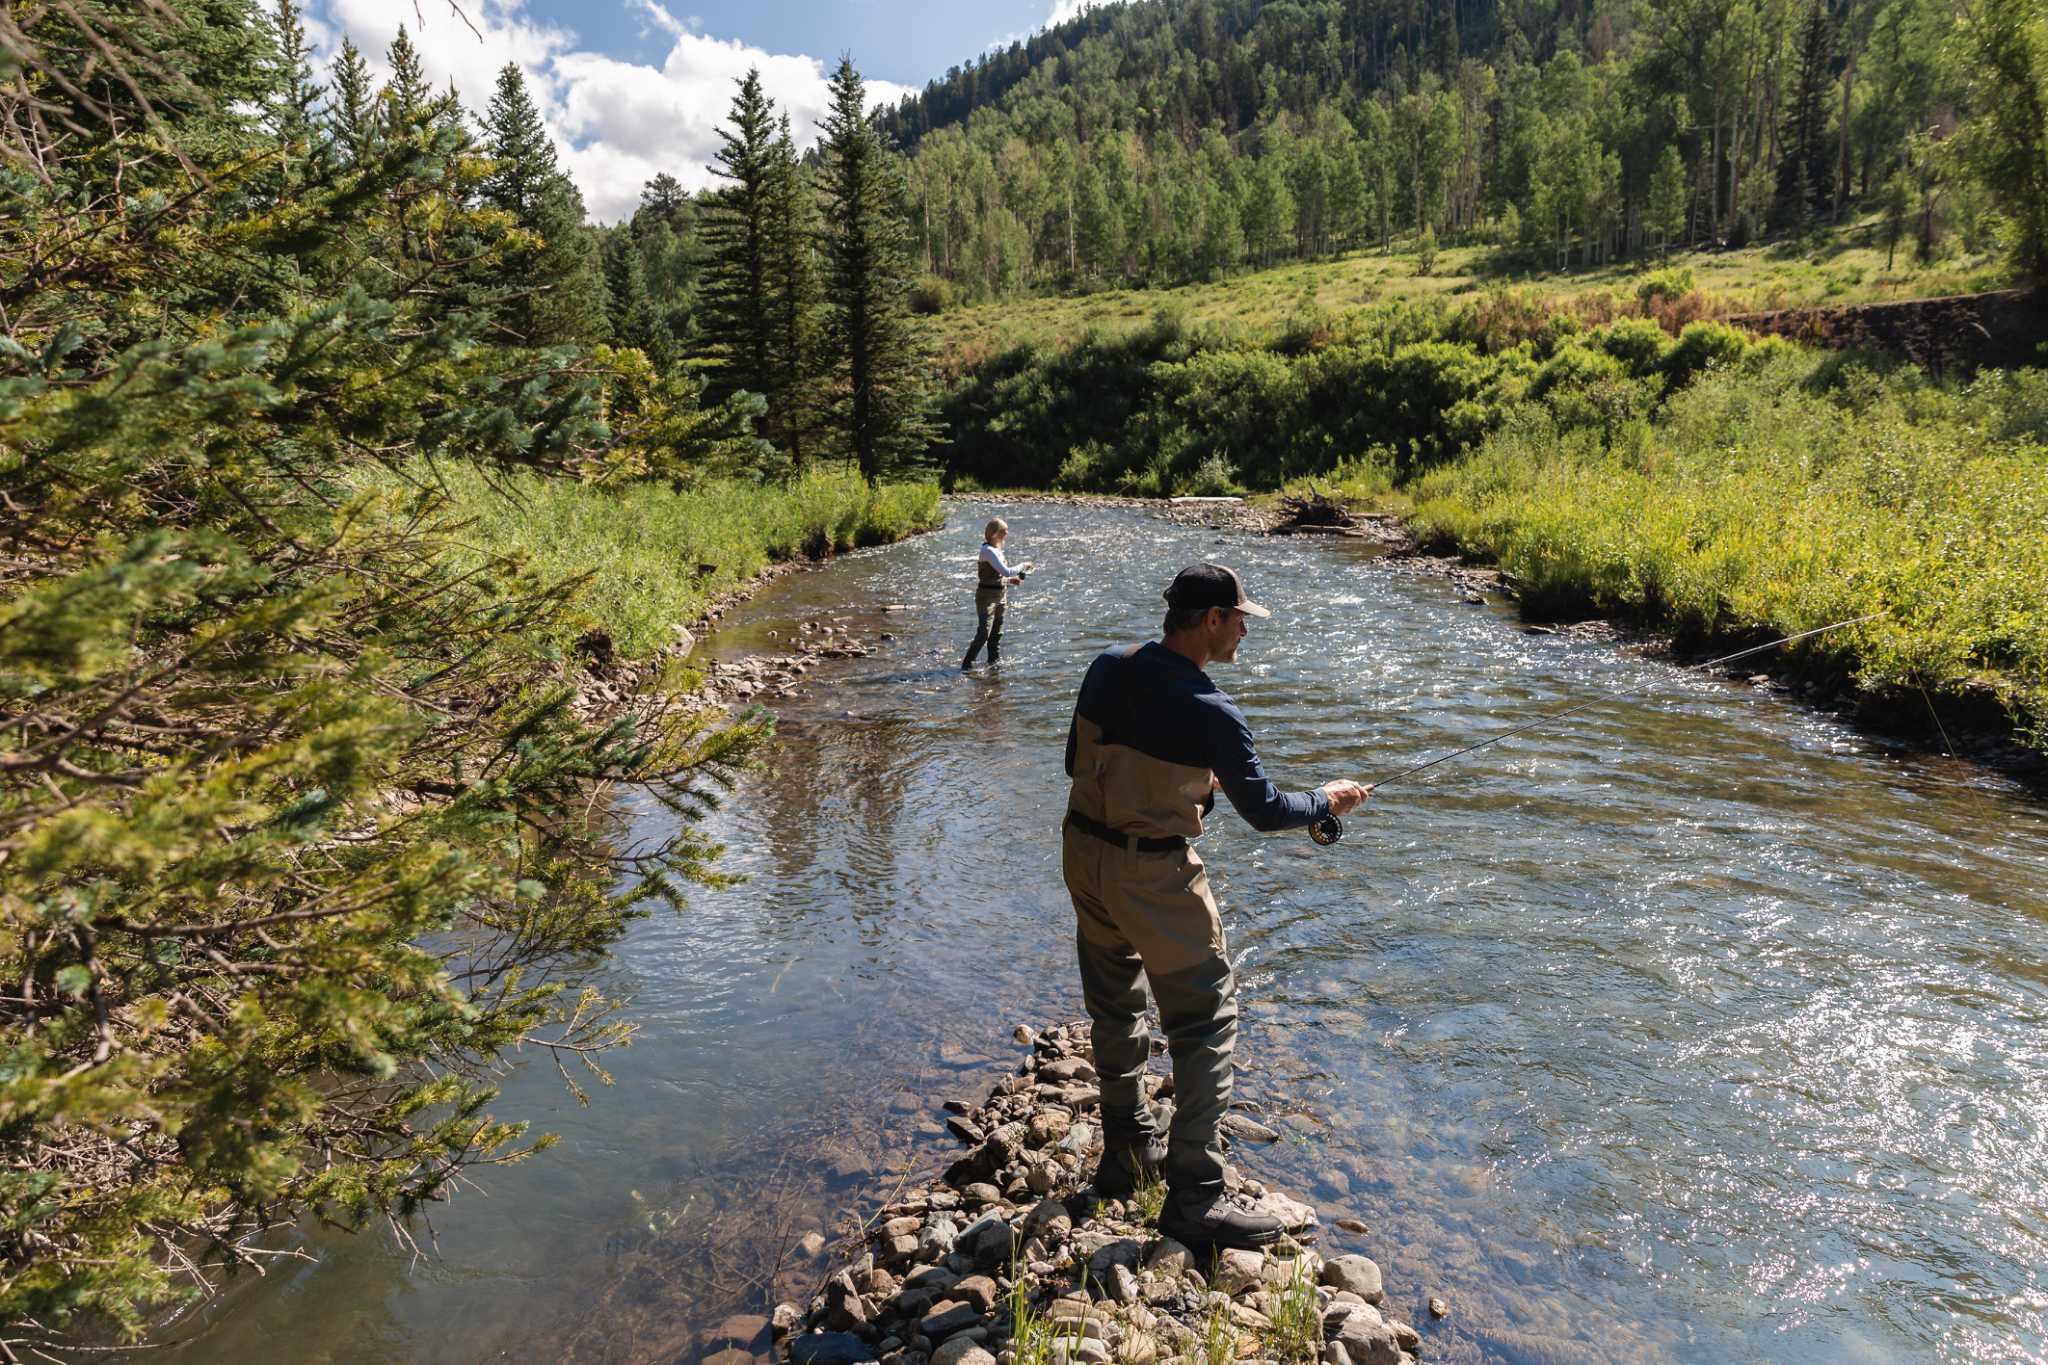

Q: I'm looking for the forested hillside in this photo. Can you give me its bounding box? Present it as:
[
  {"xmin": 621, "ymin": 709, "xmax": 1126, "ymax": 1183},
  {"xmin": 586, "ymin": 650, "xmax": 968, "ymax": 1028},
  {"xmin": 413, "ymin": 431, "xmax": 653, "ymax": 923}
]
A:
[{"xmin": 876, "ymin": 0, "xmax": 2042, "ymax": 301}]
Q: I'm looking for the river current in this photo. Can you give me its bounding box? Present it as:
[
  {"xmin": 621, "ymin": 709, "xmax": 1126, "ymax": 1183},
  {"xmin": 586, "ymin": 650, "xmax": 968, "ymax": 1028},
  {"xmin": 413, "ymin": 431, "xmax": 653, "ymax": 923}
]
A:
[{"xmin": 154, "ymin": 501, "xmax": 2048, "ymax": 1363}]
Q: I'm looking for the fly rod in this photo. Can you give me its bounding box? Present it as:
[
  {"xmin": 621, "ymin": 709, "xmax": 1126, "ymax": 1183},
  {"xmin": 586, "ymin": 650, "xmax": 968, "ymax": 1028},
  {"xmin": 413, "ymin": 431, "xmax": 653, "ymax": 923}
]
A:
[{"xmin": 1306, "ymin": 612, "xmax": 1886, "ymax": 846}]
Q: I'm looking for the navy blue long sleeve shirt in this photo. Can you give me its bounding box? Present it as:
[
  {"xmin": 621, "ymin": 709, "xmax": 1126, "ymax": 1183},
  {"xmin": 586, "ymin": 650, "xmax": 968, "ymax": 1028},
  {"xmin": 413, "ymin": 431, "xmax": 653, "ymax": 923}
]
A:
[{"xmin": 1064, "ymin": 641, "xmax": 1327, "ymax": 839}]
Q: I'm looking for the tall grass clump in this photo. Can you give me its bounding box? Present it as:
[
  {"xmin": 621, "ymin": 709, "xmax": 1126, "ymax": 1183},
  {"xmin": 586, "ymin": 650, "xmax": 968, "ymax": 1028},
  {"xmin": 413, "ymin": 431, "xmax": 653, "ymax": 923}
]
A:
[{"xmin": 411, "ymin": 465, "xmax": 942, "ymax": 658}]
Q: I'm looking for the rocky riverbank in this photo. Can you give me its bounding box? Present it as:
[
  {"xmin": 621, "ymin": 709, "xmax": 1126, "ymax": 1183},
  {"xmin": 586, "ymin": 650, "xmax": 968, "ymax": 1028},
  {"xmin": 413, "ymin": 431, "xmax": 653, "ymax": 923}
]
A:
[{"xmin": 766, "ymin": 1021, "xmax": 1435, "ymax": 1365}]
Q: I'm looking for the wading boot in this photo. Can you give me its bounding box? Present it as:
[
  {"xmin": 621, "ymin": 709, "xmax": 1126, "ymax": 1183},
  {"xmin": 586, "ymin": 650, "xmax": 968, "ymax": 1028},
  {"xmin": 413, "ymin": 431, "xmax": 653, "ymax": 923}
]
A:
[
  {"xmin": 1157, "ymin": 1186, "xmax": 1287, "ymax": 1251},
  {"xmin": 1089, "ymin": 1132, "xmax": 1170, "ymax": 1198}
]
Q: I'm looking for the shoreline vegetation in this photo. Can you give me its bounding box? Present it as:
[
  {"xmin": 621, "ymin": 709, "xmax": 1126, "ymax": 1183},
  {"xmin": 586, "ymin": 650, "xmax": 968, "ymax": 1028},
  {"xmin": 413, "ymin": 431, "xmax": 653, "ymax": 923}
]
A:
[
  {"xmin": 419, "ymin": 465, "xmax": 942, "ymax": 661},
  {"xmin": 935, "ymin": 294, "xmax": 2048, "ymax": 769}
]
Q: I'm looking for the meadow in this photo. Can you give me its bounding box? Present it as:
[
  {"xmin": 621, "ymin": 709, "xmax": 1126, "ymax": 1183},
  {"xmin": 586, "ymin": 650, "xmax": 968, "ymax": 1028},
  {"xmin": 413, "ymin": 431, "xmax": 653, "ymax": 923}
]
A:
[{"xmin": 928, "ymin": 220, "xmax": 2011, "ymax": 365}]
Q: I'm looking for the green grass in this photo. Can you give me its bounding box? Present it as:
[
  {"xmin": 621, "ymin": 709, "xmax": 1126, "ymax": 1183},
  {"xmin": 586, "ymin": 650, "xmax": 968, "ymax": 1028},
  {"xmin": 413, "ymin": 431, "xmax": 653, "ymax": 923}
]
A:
[
  {"xmin": 931, "ymin": 220, "xmax": 2011, "ymax": 366},
  {"xmin": 386, "ymin": 463, "xmax": 942, "ymax": 660},
  {"xmin": 1129, "ymin": 1166, "xmax": 1167, "ymax": 1224},
  {"xmin": 1264, "ymin": 1256, "xmax": 1323, "ymax": 1364},
  {"xmin": 1197, "ymin": 1266, "xmax": 1239, "ymax": 1365},
  {"xmin": 1408, "ymin": 356, "xmax": 2048, "ymax": 743}
]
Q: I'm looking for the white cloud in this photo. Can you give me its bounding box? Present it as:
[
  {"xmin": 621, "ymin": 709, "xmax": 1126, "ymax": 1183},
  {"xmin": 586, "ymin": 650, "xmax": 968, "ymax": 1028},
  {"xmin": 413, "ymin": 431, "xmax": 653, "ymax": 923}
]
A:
[{"xmin": 313, "ymin": 0, "xmax": 911, "ymax": 223}]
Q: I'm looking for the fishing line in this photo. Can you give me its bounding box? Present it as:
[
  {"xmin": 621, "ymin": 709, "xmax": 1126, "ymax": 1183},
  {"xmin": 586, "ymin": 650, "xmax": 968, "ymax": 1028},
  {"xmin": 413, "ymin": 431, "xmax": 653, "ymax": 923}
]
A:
[{"xmin": 1307, "ymin": 612, "xmax": 1887, "ymax": 846}]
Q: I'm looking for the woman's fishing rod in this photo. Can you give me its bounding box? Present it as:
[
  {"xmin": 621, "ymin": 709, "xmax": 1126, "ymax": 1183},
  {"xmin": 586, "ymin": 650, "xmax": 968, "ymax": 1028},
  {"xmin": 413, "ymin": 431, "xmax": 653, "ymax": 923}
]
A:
[{"xmin": 1306, "ymin": 612, "xmax": 1886, "ymax": 846}]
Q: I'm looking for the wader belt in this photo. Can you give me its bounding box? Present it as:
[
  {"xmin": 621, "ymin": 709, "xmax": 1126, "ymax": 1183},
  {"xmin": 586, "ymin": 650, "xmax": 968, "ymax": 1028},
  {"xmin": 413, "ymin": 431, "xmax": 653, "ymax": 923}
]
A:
[{"xmin": 1066, "ymin": 808, "xmax": 1187, "ymax": 854}]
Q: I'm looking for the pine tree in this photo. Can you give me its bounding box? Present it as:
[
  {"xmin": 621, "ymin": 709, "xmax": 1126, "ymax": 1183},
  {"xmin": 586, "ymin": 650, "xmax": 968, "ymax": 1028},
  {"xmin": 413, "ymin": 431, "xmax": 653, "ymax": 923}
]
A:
[
  {"xmin": 382, "ymin": 25, "xmax": 433, "ymax": 134},
  {"xmin": 328, "ymin": 37, "xmax": 376, "ymax": 165},
  {"xmin": 819, "ymin": 56, "xmax": 935, "ymax": 484},
  {"xmin": 766, "ymin": 116, "xmax": 826, "ymax": 470},
  {"xmin": 641, "ymin": 172, "xmax": 690, "ymax": 226},
  {"xmin": 477, "ymin": 63, "xmax": 608, "ymax": 345},
  {"xmin": 1774, "ymin": 3, "xmax": 1837, "ymax": 232},
  {"xmin": 263, "ymin": 0, "xmax": 322, "ymax": 179},
  {"xmin": 603, "ymin": 229, "xmax": 675, "ymax": 371},
  {"xmin": 696, "ymin": 69, "xmax": 782, "ymax": 416}
]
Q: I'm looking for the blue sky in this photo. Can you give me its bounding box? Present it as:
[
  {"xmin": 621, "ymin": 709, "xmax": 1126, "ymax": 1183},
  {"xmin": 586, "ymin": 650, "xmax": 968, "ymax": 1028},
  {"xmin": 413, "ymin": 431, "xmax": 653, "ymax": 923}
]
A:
[
  {"xmin": 522, "ymin": 1, "xmax": 1067, "ymax": 90},
  {"xmin": 304, "ymin": 0, "xmax": 1105, "ymax": 221}
]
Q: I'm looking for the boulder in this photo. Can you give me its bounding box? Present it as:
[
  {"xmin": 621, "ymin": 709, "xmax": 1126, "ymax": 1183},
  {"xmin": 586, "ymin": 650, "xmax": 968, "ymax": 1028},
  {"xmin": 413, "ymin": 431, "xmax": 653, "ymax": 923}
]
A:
[
  {"xmin": 789, "ymin": 1333, "xmax": 879, "ymax": 1365},
  {"xmin": 1027, "ymin": 1111, "xmax": 1073, "ymax": 1147},
  {"xmin": 1219, "ymin": 1114, "xmax": 1281, "ymax": 1144},
  {"xmin": 1258, "ymin": 1190, "xmax": 1320, "ymax": 1233},
  {"xmin": 917, "ymin": 1301, "xmax": 983, "ymax": 1342},
  {"xmin": 902, "ymin": 1266, "xmax": 961, "ymax": 1296},
  {"xmin": 930, "ymin": 1341, "xmax": 994, "ymax": 1365},
  {"xmin": 1212, "ymin": 1248, "xmax": 1264, "ymax": 1296},
  {"xmin": 1142, "ymin": 1238, "xmax": 1193, "ymax": 1278},
  {"xmin": 825, "ymin": 1272, "xmax": 873, "ymax": 1333},
  {"xmin": 1049, "ymin": 1340, "xmax": 1110, "ymax": 1365},
  {"xmin": 1325, "ymin": 1305, "xmax": 1400, "ymax": 1365},
  {"xmin": 919, "ymin": 1218, "xmax": 960, "ymax": 1261},
  {"xmin": 1318, "ymin": 1255, "xmax": 1383, "ymax": 1306},
  {"xmin": 1086, "ymin": 1238, "xmax": 1143, "ymax": 1278},
  {"xmin": 958, "ymin": 1213, "xmax": 1013, "ymax": 1266},
  {"xmin": 952, "ymin": 1275, "xmax": 999, "ymax": 1313},
  {"xmin": 1106, "ymin": 1264, "xmax": 1139, "ymax": 1304}
]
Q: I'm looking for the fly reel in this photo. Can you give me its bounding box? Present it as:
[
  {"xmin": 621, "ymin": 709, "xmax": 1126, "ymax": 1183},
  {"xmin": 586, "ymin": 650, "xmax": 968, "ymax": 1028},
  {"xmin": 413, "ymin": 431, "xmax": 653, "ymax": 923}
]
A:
[{"xmin": 1309, "ymin": 813, "xmax": 1344, "ymax": 845}]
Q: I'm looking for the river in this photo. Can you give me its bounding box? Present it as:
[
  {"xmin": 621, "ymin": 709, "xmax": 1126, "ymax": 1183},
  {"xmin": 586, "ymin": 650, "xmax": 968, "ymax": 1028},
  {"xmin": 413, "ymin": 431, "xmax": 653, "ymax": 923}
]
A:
[{"xmin": 150, "ymin": 500, "xmax": 2048, "ymax": 1364}]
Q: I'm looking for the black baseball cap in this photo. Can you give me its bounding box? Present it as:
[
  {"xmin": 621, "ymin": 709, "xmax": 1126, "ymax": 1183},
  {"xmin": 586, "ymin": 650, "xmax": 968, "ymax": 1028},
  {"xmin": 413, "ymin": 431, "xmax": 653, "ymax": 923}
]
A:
[{"xmin": 1163, "ymin": 563, "xmax": 1270, "ymax": 618}]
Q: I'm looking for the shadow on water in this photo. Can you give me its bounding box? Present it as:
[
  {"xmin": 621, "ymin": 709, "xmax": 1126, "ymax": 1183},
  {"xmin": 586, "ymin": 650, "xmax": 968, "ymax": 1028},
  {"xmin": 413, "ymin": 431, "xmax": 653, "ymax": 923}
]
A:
[{"xmin": 143, "ymin": 502, "xmax": 2048, "ymax": 1365}]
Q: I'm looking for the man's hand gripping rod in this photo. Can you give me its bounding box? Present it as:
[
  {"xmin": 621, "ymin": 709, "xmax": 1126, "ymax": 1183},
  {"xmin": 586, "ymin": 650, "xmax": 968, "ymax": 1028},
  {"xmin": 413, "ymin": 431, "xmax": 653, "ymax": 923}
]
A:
[{"xmin": 1306, "ymin": 613, "xmax": 1884, "ymax": 846}]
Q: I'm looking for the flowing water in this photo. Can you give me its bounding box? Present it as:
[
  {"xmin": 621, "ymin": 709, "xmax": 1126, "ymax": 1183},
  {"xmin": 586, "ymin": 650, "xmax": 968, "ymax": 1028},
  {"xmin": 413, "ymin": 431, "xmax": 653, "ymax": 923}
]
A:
[{"xmin": 151, "ymin": 501, "xmax": 2048, "ymax": 1364}]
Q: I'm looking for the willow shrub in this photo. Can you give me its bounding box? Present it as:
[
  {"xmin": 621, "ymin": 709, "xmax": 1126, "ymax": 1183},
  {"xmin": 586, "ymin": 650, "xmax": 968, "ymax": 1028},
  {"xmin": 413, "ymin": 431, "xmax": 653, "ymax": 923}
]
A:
[
  {"xmin": 428, "ymin": 465, "xmax": 943, "ymax": 658},
  {"xmin": 1409, "ymin": 352, "xmax": 2048, "ymax": 742}
]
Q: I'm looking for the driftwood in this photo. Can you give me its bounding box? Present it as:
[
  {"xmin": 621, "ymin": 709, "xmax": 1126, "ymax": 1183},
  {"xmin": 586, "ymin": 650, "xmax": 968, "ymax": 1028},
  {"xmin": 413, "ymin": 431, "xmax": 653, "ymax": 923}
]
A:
[{"xmin": 1274, "ymin": 490, "xmax": 1356, "ymax": 529}]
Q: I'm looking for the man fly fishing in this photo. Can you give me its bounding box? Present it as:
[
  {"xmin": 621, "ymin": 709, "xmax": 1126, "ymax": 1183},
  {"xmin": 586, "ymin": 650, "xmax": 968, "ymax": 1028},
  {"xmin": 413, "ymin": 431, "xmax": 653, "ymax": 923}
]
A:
[{"xmin": 1061, "ymin": 563, "xmax": 1370, "ymax": 1249}]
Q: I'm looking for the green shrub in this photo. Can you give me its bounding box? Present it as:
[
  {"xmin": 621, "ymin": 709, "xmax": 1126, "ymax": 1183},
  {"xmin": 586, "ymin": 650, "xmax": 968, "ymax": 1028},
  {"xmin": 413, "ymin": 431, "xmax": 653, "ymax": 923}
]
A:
[
  {"xmin": 1635, "ymin": 267, "xmax": 1696, "ymax": 307},
  {"xmin": 1179, "ymin": 453, "xmax": 1242, "ymax": 495},
  {"xmin": 910, "ymin": 274, "xmax": 955, "ymax": 314},
  {"xmin": 1664, "ymin": 321, "xmax": 1751, "ymax": 388},
  {"xmin": 1599, "ymin": 317, "xmax": 1671, "ymax": 376}
]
